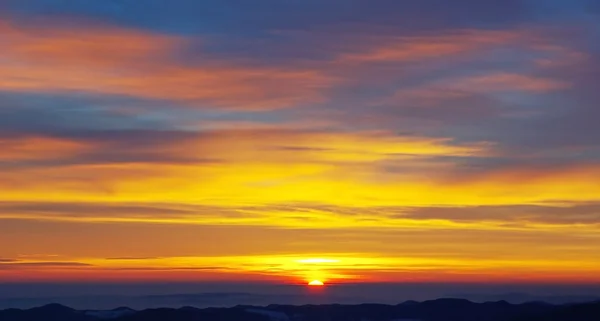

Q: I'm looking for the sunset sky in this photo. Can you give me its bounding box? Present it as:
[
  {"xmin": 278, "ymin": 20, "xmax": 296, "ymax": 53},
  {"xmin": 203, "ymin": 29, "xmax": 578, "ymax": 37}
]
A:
[{"xmin": 1, "ymin": 0, "xmax": 600, "ymax": 286}]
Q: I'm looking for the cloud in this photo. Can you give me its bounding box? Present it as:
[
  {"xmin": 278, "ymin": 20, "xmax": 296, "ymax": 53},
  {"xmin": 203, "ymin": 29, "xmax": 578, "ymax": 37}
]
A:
[
  {"xmin": 108, "ymin": 266, "xmax": 234, "ymax": 271},
  {"xmin": 0, "ymin": 201, "xmax": 246, "ymax": 222},
  {"xmin": 0, "ymin": 127, "xmax": 487, "ymax": 171},
  {"xmin": 0, "ymin": 127, "xmax": 496, "ymax": 210},
  {"xmin": 399, "ymin": 203, "xmax": 600, "ymax": 225},
  {"xmin": 2, "ymin": 198, "xmax": 600, "ymax": 229},
  {"xmin": 335, "ymin": 30, "xmax": 522, "ymax": 64},
  {"xmin": 0, "ymin": 136, "xmax": 91, "ymax": 161},
  {"xmin": 105, "ymin": 257, "xmax": 164, "ymax": 261},
  {"xmin": 0, "ymin": 127, "xmax": 598, "ymax": 213},
  {"xmin": 0, "ymin": 18, "xmax": 334, "ymax": 110},
  {"xmin": 441, "ymin": 73, "xmax": 570, "ymax": 93},
  {"xmin": 0, "ymin": 220, "xmax": 598, "ymax": 282},
  {"xmin": 0, "ymin": 261, "xmax": 93, "ymax": 270},
  {"xmin": 484, "ymin": 51, "xmax": 600, "ymax": 153},
  {"xmin": 0, "ymin": 17, "xmax": 570, "ymax": 116}
]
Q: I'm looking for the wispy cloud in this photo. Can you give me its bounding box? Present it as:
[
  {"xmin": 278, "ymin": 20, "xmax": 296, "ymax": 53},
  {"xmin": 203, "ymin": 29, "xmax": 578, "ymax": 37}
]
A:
[
  {"xmin": 335, "ymin": 30, "xmax": 521, "ymax": 64},
  {"xmin": 0, "ymin": 19, "xmax": 334, "ymax": 110},
  {"xmin": 443, "ymin": 73, "xmax": 569, "ymax": 93},
  {"xmin": 0, "ymin": 261, "xmax": 93, "ymax": 269},
  {"xmin": 104, "ymin": 257, "xmax": 164, "ymax": 261}
]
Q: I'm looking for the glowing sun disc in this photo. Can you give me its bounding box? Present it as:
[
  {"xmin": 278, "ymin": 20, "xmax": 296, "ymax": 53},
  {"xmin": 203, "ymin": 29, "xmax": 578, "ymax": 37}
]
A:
[{"xmin": 308, "ymin": 280, "xmax": 324, "ymax": 286}]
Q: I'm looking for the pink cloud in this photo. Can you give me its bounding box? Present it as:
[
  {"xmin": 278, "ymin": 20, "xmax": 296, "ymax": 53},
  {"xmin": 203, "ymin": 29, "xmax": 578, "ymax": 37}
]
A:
[{"xmin": 0, "ymin": 19, "xmax": 335, "ymax": 110}]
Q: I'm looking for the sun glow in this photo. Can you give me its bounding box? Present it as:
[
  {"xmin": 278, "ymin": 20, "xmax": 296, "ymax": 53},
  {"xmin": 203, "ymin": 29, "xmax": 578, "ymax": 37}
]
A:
[
  {"xmin": 308, "ymin": 280, "xmax": 324, "ymax": 286},
  {"xmin": 297, "ymin": 258, "xmax": 340, "ymax": 264}
]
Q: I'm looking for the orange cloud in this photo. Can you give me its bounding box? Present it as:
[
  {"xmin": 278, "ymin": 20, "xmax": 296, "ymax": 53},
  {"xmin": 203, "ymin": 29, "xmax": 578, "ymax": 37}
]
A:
[
  {"xmin": 387, "ymin": 72, "xmax": 568, "ymax": 107},
  {"xmin": 0, "ymin": 21, "xmax": 572, "ymax": 112},
  {"xmin": 0, "ymin": 19, "xmax": 334, "ymax": 110},
  {"xmin": 1, "ymin": 20, "xmax": 177, "ymax": 67},
  {"xmin": 446, "ymin": 73, "xmax": 570, "ymax": 92},
  {"xmin": 0, "ymin": 136, "xmax": 90, "ymax": 160},
  {"xmin": 336, "ymin": 30, "xmax": 521, "ymax": 64}
]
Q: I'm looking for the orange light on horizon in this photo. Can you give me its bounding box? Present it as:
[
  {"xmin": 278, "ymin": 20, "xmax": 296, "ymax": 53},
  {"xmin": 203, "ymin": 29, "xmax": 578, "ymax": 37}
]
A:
[{"xmin": 308, "ymin": 280, "xmax": 325, "ymax": 286}]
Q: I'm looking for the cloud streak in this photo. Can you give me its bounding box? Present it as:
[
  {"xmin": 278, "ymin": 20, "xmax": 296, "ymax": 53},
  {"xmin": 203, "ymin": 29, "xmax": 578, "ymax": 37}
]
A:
[
  {"xmin": 0, "ymin": 261, "xmax": 93, "ymax": 270},
  {"xmin": 0, "ymin": 19, "xmax": 334, "ymax": 110}
]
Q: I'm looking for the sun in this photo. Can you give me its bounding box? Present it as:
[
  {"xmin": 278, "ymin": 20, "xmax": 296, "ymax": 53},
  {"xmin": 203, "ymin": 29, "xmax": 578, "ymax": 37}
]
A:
[{"xmin": 308, "ymin": 280, "xmax": 324, "ymax": 286}]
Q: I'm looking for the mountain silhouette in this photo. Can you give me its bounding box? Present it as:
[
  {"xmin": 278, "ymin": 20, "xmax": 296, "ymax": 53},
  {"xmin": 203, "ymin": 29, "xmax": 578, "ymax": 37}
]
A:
[{"xmin": 0, "ymin": 299, "xmax": 598, "ymax": 321}]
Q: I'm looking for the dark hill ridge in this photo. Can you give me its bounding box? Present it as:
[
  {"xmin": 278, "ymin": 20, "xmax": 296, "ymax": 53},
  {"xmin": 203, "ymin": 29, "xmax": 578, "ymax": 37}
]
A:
[{"xmin": 0, "ymin": 299, "xmax": 599, "ymax": 321}]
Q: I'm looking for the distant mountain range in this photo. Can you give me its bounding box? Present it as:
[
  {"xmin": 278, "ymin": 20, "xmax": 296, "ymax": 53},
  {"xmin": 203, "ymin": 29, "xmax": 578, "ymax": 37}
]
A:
[{"xmin": 1, "ymin": 299, "xmax": 599, "ymax": 321}]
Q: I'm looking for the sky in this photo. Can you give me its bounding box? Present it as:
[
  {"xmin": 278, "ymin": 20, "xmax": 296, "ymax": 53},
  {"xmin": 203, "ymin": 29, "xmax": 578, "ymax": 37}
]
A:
[{"xmin": 0, "ymin": 0, "xmax": 600, "ymax": 287}]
